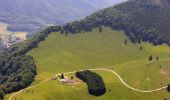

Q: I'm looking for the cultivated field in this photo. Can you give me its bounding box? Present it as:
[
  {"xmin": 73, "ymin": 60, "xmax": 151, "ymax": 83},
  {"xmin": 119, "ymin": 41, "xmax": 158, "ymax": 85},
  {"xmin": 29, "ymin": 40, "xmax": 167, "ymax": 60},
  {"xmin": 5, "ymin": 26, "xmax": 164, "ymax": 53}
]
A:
[
  {"xmin": 5, "ymin": 27, "xmax": 170, "ymax": 100},
  {"xmin": 0, "ymin": 22, "xmax": 27, "ymax": 40},
  {"xmin": 0, "ymin": 22, "xmax": 8, "ymax": 35}
]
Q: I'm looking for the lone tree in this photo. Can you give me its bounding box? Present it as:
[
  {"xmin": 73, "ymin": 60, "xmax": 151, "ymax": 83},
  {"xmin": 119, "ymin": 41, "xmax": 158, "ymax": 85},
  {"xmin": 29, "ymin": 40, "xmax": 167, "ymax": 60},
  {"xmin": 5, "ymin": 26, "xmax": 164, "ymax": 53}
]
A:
[
  {"xmin": 71, "ymin": 76, "xmax": 74, "ymax": 80},
  {"xmin": 99, "ymin": 26, "xmax": 102, "ymax": 32},
  {"xmin": 61, "ymin": 73, "xmax": 64, "ymax": 79},
  {"xmin": 140, "ymin": 45, "xmax": 143, "ymax": 51},
  {"xmin": 124, "ymin": 39, "xmax": 128, "ymax": 45},
  {"xmin": 167, "ymin": 84, "xmax": 170, "ymax": 92},
  {"xmin": 60, "ymin": 30, "xmax": 64, "ymax": 34},
  {"xmin": 160, "ymin": 65, "xmax": 162, "ymax": 69},
  {"xmin": 149, "ymin": 55, "xmax": 153, "ymax": 61},
  {"xmin": 156, "ymin": 56, "xmax": 159, "ymax": 60}
]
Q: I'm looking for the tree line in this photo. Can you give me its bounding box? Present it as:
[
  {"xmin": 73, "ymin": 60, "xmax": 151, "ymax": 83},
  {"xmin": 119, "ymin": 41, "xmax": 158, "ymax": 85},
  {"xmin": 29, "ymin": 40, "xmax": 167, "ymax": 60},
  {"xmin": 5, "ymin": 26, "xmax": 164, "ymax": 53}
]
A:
[
  {"xmin": 0, "ymin": 25, "xmax": 63, "ymax": 99},
  {"xmin": 53, "ymin": 0, "xmax": 170, "ymax": 46},
  {"xmin": 0, "ymin": 52, "xmax": 36, "ymax": 100}
]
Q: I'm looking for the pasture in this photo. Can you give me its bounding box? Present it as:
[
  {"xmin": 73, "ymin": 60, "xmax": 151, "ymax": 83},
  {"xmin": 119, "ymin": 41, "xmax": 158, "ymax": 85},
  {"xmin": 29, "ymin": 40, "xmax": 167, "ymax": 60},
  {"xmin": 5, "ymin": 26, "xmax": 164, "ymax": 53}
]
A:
[{"xmin": 5, "ymin": 27, "xmax": 170, "ymax": 100}]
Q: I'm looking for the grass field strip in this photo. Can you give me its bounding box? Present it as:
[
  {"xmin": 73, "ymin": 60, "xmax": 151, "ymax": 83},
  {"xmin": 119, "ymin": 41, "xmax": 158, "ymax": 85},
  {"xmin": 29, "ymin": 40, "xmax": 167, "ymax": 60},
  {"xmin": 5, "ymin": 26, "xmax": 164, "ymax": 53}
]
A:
[{"xmin": 8, "ymin": 68, "xmax": 168, "ymax": 100}]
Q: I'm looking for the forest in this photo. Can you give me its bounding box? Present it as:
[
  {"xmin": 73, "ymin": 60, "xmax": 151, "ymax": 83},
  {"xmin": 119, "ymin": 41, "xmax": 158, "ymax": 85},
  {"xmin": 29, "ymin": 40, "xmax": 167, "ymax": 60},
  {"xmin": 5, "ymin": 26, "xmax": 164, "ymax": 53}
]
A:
[
  {"xmin": 0, "ymin": 52, "xmax": 36, "ymax": 100},
  {"xmin": 59, "ymin": 0, "xmax": 170, "ymax": 46}
]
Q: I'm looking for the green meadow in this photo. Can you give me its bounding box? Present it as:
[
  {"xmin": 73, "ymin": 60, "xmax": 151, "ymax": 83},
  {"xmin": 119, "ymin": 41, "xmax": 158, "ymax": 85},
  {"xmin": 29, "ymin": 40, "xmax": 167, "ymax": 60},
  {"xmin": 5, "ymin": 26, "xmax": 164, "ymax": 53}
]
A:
[{"xmin": 5, "ymin": 27, "xmax": 170, "ymax": 100}]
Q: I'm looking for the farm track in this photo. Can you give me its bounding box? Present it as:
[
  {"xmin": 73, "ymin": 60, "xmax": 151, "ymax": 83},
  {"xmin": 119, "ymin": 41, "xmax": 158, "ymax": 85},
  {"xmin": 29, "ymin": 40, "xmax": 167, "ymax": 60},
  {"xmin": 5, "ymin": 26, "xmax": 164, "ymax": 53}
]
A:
[{"xmin": 8, "ymin": 68, "xmax": 168, "ymax": 100}]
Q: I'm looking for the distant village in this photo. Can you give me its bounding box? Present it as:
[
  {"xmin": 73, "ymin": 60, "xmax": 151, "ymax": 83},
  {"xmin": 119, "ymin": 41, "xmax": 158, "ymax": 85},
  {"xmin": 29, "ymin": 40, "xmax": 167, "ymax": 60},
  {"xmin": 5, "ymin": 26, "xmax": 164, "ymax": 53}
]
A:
[{"xmin": 0, "ymin": 33, "xmax": 24, "ymax": 48}]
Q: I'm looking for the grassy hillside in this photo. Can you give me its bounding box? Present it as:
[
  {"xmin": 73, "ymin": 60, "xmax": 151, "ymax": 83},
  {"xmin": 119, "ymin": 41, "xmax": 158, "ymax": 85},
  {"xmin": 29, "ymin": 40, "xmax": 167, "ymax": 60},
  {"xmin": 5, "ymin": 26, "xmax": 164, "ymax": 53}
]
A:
[
  {"xmin": 5, "ymin": 27, "xmax": 170, "ymax": 100},
  {"xmin": 2, "ymin": 0, "xmax": 170, "ymax": 99}
]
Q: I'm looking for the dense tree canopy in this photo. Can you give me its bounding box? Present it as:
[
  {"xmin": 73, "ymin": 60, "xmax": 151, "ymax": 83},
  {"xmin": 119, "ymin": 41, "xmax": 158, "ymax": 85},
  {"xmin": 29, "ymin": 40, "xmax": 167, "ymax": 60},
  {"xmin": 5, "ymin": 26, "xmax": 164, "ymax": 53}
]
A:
[
  {"xmin": 0, "ymin": 26, "xmax": 61, "ymax": 99},
  {"xmin": 0, "ymin": 52, "xmax": 36, "ymax": 99},
  {"xmin": 55, "ymin": 0, "xmax": 170, "ymax": 46},
  {"xmin": 76, "ymin": 70, "xmax": 106, "ymax": 96}
]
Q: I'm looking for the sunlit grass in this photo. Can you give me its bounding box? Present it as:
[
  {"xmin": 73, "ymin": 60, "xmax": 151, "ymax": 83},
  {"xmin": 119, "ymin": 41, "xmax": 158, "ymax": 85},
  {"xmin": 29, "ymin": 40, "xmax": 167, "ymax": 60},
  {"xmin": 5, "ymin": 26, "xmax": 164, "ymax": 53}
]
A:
[{"xmin": 5, "ymin": 27, "xmax": 170, "ymax": 100}]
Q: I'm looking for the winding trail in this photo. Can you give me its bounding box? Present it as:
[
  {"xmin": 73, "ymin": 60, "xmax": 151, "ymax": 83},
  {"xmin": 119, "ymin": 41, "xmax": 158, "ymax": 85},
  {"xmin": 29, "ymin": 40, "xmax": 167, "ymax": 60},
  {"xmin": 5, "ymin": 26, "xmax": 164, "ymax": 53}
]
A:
[
  {"xmin": 90, "ymin": 69, "xmax": 168, "ymax": 93},
  {"xmin": 8, "ymin": 68, "xmax": 168, "ymax": 100}
]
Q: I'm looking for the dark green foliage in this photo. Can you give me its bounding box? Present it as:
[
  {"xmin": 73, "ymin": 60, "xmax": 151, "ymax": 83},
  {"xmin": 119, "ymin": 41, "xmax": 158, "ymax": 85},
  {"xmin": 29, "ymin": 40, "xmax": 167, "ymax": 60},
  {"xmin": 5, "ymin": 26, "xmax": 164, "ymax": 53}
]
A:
[
  {"xmin": 149, "ymin": 55, "xmax": 153, "ymax": 61},
  {"xmin": 167, "ymin": 84, "xmax": 170, "ymax": 92},
  {"xmin": 0, "ymin": 51, "xmax": 36, "ymax": 99},
  {"xmin": 124, "ymin": 39, "xmax": 128, "ymax": 45},
  {"xmin": 71, "ymin": 76, "xmax": 74, "ymax": 80},
  {"xmin": 0, "ymin": 25, "xmax": 62, "ymax": 99},
  {"xmin": 160, "ymin": 65, "xmax": 162, "ymax": 69},
  {"xmin": 0, "ymin": 86, "xmax": 4, "ymax": 100},
  {"xmin": 114, "ymin": 0, "xmax": 170, "ymax": 45},
  {"xmin": 76, "ymin": 70, "xmax": 106, "ymax": 96},
  {"xmin": 156, "ymin": 56, "xmax": 159, "ymax": 60},
  {"xmin": 164, "ymin": 98, "xmax": 167, "ymax": 100},
  {"xmin": 56, "ymin": 0, "xmax": 170, "ymax": 46},
  {"xmin": 0, "ymin": 92, "xmax": 4, "ymax": 100},
  {"xmin": 61, "ymin": 73, "xmax": 64, "ymax": 79},
  {"xmin": 99, "ymin": 26, "xmax": 102, "ymax": 32},
  {"xmin": 116, "ymin": 0, "xmax": 170, "ymax": 34},
  {"xmin": 140, "ymin": 45, "xmax": 143, "ymax": 51}
]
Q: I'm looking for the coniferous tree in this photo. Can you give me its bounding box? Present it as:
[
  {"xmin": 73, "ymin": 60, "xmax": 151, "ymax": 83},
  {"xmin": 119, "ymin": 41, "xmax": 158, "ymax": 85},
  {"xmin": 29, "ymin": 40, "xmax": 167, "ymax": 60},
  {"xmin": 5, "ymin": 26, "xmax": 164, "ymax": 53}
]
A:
[
  {"xmin": 124, "ymin": 39, "xmax": 128, "ymax": 45},
  {"xmin": 149, "ymin": 55, "xmax": 153, "ymax": 61},
  {"xmin": 99, "ymin": 26, "xmax": 102, "ymax": 32},
  {"xmin": 71, "ymin": 76, "xmax": 74, "ymax": 80},
  {"xmin": 61, "ymin": 73, "xmax": 64, "ymax": 79},
  {"xmin": 156, "ymin": 56, "xmax": 159, "ymax": 60},
  {"xmin": 140, "ymin": 46, "xmax": 143, "ymax": 51}
]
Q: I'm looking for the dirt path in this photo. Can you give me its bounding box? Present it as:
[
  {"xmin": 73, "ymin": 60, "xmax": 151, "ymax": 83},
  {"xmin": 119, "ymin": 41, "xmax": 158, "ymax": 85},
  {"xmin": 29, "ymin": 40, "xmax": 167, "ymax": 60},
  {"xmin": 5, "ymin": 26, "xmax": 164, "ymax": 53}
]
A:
[
  {"xmin": 90, "ymin": 68, "xmax": 168, "ymax": 92},
  {"xmin": 8, "ymin": 68, "xmax": 168, "ymax": 100}
]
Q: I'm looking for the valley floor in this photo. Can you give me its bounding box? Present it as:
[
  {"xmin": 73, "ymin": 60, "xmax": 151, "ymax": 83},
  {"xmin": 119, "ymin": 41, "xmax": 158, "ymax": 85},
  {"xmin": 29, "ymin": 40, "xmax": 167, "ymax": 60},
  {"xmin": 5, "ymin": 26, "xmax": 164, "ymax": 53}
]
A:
[{"xmin": 0, "ymin": 22, "xmax": 27, "ymax": 48}]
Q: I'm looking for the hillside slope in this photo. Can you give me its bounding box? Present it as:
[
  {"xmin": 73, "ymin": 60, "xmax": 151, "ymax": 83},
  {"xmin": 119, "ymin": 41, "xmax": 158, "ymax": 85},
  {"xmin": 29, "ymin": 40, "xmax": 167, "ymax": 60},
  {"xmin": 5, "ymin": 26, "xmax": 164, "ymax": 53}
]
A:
[
  {"xmin": 5, "ymin": 27, "xmax": 170, "ymax": 100},
  {"xmin": 2, "ymin": 0, "xmax": 170, "ymax": 99},
  {"xmin": 0, "ymin": 0, "xmax": 126, "ymax": 33},
  {"xmin": 58, "ymin": 0, "xmax": 170, "ymax": 46},
  {"xmin": 115, "ymin": 0, "xmax": 170, "ymax": 34}
]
